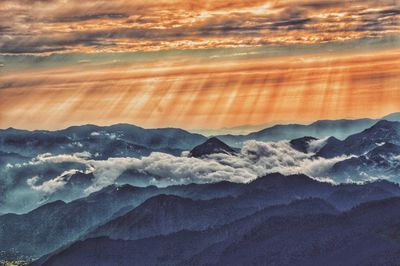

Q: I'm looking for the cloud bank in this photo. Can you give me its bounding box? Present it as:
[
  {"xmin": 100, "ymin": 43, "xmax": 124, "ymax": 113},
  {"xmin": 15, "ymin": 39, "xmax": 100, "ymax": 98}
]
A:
[{"xmin": 25, "ymin": 140, "xmax": 349, "ymax": 195}]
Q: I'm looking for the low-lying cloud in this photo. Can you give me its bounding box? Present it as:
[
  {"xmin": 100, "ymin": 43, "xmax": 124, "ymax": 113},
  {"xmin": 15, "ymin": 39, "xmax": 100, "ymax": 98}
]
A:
[
  {"xmin": 27, "ymin": 169, "xmax": 80, "ymax": 194},
  {"xmin": 25, "ymin": 140, "xmax": 350, "ymax": 195}
]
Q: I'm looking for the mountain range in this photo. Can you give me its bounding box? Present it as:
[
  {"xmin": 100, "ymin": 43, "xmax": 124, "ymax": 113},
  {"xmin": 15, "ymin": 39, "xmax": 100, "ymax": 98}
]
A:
[
  {"xmin": 35, "ymin": 197, "xmax": 400, "ymax": 266},
  {"xmin": 1, "ymin": 113, "xmax": 400, "ymax": 265},
  {"xmin": 1, "ymin": 172, "xmax": 400, "ymax": 264},
  {"xmin": 0, "ymin": 124, "xmax": 207, "ymax": 158},
  {"xmin": 2, "ymin": 117, "xmax": 400, "ymax": 214},
  {"xmin": 216, "ymin": 112, "xmax": 400, "ymax": 147}
]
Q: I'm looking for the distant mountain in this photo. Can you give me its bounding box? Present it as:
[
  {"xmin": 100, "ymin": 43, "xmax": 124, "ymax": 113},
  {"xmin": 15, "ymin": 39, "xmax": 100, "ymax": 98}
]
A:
[
  {"xmin": 189, "ymin": 137, "xmax": 237, "ymax": 158},
  {"xmin": 341, "ymin": 120, "xmax": 400, "ymax": 154},
  {"xmin": 2, "ymin": 119, "xmax": 400, "ymax": 214},
  {"xmin": 317, "ymin": 120, "xmax": 400, "ymax": 158},
  {"xmin": 0, "ymin": 124, "xmax": 207, "ymax": 158},
  {"xmin": 35, "ymin": 197, "xmax": 400, "ymax": 266},
  {"xmin": 0, "ymin": 124, "xmax": 207, "ymax": 213},
  {"xmin": 216, "ymin": 118, "xmax": 378, "ymax": 147},
  {"xmin": 214, "ymin": 112, "xmax": 400, "ymax": 147},
  {"xmin": 191, "ymin": 123, "xmax": 272, "ymax": 136},
  {"xmin": 328, "ymin": 142, "xmax": 400, "ymax": 182},
  {"xmin": 60, "ymin": 124, "xmax": 207, "ymax": 152},
  {"xmin": 382, "ymin": 112, "xmax": 400, "ymax": 121}
]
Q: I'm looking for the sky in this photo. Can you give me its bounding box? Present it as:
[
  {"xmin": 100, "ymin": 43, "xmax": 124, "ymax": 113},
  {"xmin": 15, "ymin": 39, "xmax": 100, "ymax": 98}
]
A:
[{"xmin": 0, "ymin": 0, "xmax": 399, "ymax": 130}]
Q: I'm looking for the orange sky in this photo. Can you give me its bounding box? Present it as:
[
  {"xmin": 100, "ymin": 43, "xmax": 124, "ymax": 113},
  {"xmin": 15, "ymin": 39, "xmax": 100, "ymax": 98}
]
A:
[
  {"xmin": 0, "ymin": 0, "xmax": 399, "ymax": 130},
  {"xmin": 1, "ymin": 45, "xmax": 399, "ymax": 130}
]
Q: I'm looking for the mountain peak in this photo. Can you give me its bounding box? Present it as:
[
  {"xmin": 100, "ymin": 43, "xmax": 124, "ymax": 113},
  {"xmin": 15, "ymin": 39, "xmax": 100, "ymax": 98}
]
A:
[{"xmin": 189, "ymin": 137, "xmax": 236, "ymax": 158}]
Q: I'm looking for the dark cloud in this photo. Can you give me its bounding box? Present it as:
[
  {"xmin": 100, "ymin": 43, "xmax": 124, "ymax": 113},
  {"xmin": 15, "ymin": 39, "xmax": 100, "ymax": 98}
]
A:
[
  {"xmin": 55, "ymin": 13, "xmax": 129, "ymax": 23},
  {"xmin": 272, "ymin": 18, "xmax": 312, "ymax": 28},
  {"xmin": 0, "ymin": 26, "xmax": 13, "ymax": 33},
  {"xmin": 0, "ymin": 44, "xmax": 66, "ymax": 54}
]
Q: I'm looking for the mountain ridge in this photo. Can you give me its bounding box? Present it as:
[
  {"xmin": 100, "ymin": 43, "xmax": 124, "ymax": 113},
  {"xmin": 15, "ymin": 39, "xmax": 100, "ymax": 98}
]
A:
[{"xmin": 34, "ymin": 196, "xmax": 400, "ymax": 266}]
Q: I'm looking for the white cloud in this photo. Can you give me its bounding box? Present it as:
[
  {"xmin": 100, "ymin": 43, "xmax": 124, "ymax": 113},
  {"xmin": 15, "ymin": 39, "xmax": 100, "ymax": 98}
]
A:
[
  {"xmin": 86, "ymin": 157, "xmax": 140, "ymax": 193},
  {"xmin": 307, "ymin": 137, "xmax": 328, "ymax": 153},
  {"xmin": 25, "ymin": 140, "xmax": 349, "ymax": 195},
  {"xmin": 27, "ymin": 169, "xmax": 80, "ymax": 194},
  {"xmin": 31, "ymin": 151, "xmax": 91, "ymax": 165}
]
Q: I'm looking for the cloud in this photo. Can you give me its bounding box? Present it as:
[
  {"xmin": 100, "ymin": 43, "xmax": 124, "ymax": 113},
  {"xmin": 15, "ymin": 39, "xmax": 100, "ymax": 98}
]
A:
[
  {"xmin": 307, "ymin": 137, "xmax": 328, "ymax": 153},
  {"xmin": 27, "ymin": 169, "xmax": 79, "ymax": 194},
  {"xmin": 0, "ymin": 0, "xmax": 398, "ymax": 54},
  {"xmin": 55, "ymin": 13, "xmax": 129, "ymax": 23},
  {"xmin": 31, "ymin": 151, "xmax": 91, "ymax": 165},
  {"xmin": 25, "ymin": 140, "xmax": 349, "ymax": 195}
]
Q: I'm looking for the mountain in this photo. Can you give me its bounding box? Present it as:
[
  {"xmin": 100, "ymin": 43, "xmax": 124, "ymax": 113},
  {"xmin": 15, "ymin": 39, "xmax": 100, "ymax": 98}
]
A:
[
  {"xmin": 382, "ymin": 112, "xmax": 400, "ymax": 121},
  {"xmin": 289, "ymin": 136, "xmax": 318, "ymax": 153},
  {"xmin": 189, "ymin": 137, "xmax": 237, "ymax": 158},
  {"xmin": 84, "ymin": 174, "xmax": 337, "ymax": 242},
  {"xmin": 341, "ymin": 120, "xmax": 400, "ymax": 155},
  {"xmin": 0, "ymin": 176, "xmax": 244, "ymax": 258},
  {"xmin": 35, "ymin": 197, "xmax": 400, "ymax": 266},
  {"xmin": 194, "ymin": 112, "xmax": 400, "ymax": 138},
  {"xmin": 2, "ymin": 119, "xmax": 400, "ymax": 215},
  {"xmin": 0, "ymin": 185, "xmax": 160, "ymax": 257},
  {"xmin": 85, "ymin": 194, "xmax": 257, "ymax": 241},
  {"xmin": 191, "ymin": 123, "xmax": 272, "ymax": 136},
  {"xmin": 216, "ymin": 118, "xmax": 378, "ymax": 147},
  {"xmin": 44, "ymin": 171, "xmax": 96, "ymax": 203},
  {"xmin": 215, "ymin": 112, "xmax": 400, "ymax": 147},
  {"xmin": 0, "ymin": 124, "xmax": 206, "ymax": 158},
  {"xmin": 0, "ymin": 124, "xmax": 207, "ymax": 213},
  {"xmin": 59, "ymin": 124, "xmax": 207, "ymax": 152},
  {"xmin": 32, "ymin": 198, "xmax": 340, "ymax": 266},
  {"xmin": 367, "ymin": 142, "xmax": 400, "ymax": 159},
  {"xmin": 326, "ymin": 180, "xmax": 400, "ymax": 210},
  {"xmin": 0, "ymin": 159, "xmax": 88, "ymax": 214},
  {"xmin": 328, "ymin": 143, "xmax": 400, "ymax": 182},
  {"xmin": 3, "ymin": 172, "xmax": 400, "ymax": 260},
  {"xmin": 317, "ymin": 120, "xmax": 400, "ymax": 158}
]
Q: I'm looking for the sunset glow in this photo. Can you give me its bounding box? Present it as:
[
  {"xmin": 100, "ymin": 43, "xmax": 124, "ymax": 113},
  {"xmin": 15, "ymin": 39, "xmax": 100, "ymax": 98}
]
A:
[{"xmin": 0, "ymin": 0, "xmax": 399, "ymax": 130}]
